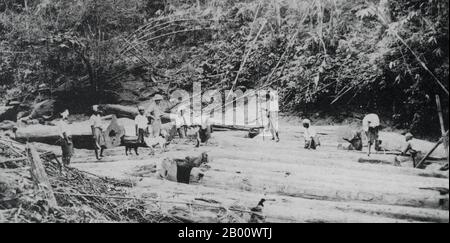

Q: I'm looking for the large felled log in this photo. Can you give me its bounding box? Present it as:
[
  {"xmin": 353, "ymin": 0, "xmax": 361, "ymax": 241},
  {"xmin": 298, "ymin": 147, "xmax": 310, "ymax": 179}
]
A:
[
  {"xmin": 100, "ymin": 104, "xmax": 138, "ymax": 119},
  {"xmin": 136, "ymin": 148, "xmax": 447, "ymax": 210},
  {"xmin": 198, "ymin": 159, "xmax": 448, "ymax": 210},
  {"xmin": 13, "ymin": 117, "xmax": 169, "ymax": 149},
  {"xmin": 15, "ymin": 120, "xmax": 94, "ymax": 149},
  {"xmin": 14, "ymin": 117, "xmax": 129, "ymax": 150},
  {"xmin": 104, "ymin": 116, "xmax": 125, "ymax": 149},
  {"xmin": 99, "ymin": 103, "xmax": 175, "ymax": 123},
  {"xmin": 213, "ymin": 124, "xmax": 263, "ymax": 131},
  {"xmin": 135, "ymin": 176, "xmax": 449, "ymax": 223}
]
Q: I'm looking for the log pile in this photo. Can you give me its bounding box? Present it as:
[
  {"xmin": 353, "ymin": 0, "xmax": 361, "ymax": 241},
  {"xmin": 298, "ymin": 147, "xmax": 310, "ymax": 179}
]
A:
[{"xmin": 13, "ymin": 116, "xmax": 179, "ymax": 150}]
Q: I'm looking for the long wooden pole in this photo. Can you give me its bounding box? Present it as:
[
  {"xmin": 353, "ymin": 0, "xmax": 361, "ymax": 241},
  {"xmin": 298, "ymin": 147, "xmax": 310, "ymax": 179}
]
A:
[
  {"xmin": 435, "ymin": 95, "xmax": 449, "ymax": 164},
  {"xmin": 415, "ymin": 131, "xmax": 448, "ymax": 169}
]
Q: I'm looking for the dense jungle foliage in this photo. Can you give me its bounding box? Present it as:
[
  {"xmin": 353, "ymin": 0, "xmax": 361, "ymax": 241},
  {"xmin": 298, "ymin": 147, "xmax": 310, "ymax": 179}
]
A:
[{"xmin": 0, "ymin": 0, "xmax": 448, "ymax": 137}]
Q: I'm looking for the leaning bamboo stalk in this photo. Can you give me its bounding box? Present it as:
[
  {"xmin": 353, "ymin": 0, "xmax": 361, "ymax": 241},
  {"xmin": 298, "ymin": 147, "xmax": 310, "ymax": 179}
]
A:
[
  {"xmin": 145, "ymin": 28, "xmax": 218, "ymax": 43},
  {"xmin": 435, "ymin": 95, "xmax": 449, "ymax": 163},
  {"xmin": 123, "ymin": 18, "xmax": 196, "ymax": 48},
  {"xmin": 369, "ymin": 2, "xmax": 449, "ymax": 96},
  {"xmin": 121, "ymin": 24, "xmax": 177, "ymax": 55},
  {"xmin": 415, "ymin": 131, "xmax": 449, "ymax": 169},
  {"xmin": 227, "ymin": 20, "xmax": 267, "ymax": 100}
]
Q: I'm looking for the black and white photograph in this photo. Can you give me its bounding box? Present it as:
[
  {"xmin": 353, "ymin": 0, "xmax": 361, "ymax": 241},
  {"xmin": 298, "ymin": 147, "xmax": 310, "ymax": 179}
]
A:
[{"xmin": 0, "ymin": 0, "xmax": 448, "ymax": 227}]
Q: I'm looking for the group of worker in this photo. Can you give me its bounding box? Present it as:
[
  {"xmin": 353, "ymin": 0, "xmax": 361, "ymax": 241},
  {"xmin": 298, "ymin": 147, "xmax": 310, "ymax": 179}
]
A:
[
  {"xmin": 300, "ymin": 113, "xmax": 381, "ymax": 153},
  {"xmin": 360, "ymin": 113, "xmax": 419, "ymax": 165},
  {"xmin": 299, "ymin": 113, "xmax": 420, "ymax": 166},
  {"xmin": 56, "ymin": 104, "xmax": 112, "ymax": 168},
  {"xmin": 54, "ymin": 91, "xmax": 421, "ymax": 170},
  {"xmin": 134, "ymin": 94, "xmax": 167, "ymax": 144},
  {"xmin": 55, "ymin": 93, "xmax": 213, "ymax": 170}
]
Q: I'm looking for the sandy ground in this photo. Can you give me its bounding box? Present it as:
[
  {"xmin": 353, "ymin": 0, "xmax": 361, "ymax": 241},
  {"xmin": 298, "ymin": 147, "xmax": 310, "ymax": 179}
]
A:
[{"xmin": 52, "ymin": 118, "xmax": 450, "ymax": 223}]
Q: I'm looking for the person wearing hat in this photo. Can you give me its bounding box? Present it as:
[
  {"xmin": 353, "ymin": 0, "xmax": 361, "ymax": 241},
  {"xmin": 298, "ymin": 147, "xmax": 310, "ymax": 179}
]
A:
[
  {"xmin": 146, "ymin": 94, "xmax": 165, "ymax": 137},
  {"xmin": 90, "ymin": 105, "xmax": 106, "ymax": 160},
  {"xmin": 57, "ymin": 109, "xmax": 73, "ymax": 167},
  {"xmin": 135, "ymin": 106, "xmax": 148, "ymax": 144},
  {"xmin": 302, "ymin": 119, "xmax": 319, "ymax": 149},
  {"xmin": 170, "ymin": 97, "xmax": 189, "ymax": 138},
  {"xmin": 394, "ymin": 133, "xmax": 420, "ymax": 167}
]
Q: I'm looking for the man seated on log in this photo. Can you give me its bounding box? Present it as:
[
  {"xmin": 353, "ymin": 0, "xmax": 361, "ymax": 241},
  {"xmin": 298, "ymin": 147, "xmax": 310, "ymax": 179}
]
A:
[
  {"xmin": 302, "ymin": 119, "xmax": 320, "ymax": 150},
  {"xmin": 90, "ymin": 105, "xmax": 108, "ymax": 160},
  {"xmin": 135, "ymin": 106, "xmax": 148, "ymax": 144},
  {"xmin": 394, "ymin": 133, "xmax": 421, "ymax": 167},
  {"xmin": 363, "ymin": 113, "xmax": 381, "ymax": 156},
  {"xmin": 57, "ymin": 109, "xmax": 73, "ymax": 168}
]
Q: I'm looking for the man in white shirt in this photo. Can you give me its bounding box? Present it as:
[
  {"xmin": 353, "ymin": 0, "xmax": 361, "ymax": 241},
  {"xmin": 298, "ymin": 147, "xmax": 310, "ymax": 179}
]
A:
[
  {"xmin": 146, "ymin": 94, "xmax": 165, "ymax": 137},
  {"xmin": 135, "ymin": 106, "xmax": 148, "ymax": 144},
  {"xmin": 266, "ymin": 92, "xmax": 280, "ymax": 142},
  {"xmin": 394, "ymin": 133, "xmax": 421, "ymax": 167},
  {"xmin": 90, "ymin": 105, "xmax": 105, "ymax": 160},
  {"xmin": 177, "ymin": 99, "xmax": 192, "ymax": 138},
  {"xmin": 362, "ymin": 113, "xmax": 381, "ymax": 156},
  {"xmin": 303, "ymin": 119, "xmax": 319, "ymax": 149}
]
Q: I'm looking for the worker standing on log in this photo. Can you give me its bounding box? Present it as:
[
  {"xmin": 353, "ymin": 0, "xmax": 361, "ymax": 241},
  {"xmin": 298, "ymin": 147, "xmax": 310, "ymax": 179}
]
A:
[
  {"xmin": 146, "ymin": 94, "xmax": 165, "ymax": 137},
  {"xmin": 363, "ymin": 113, "xmax": 381, "ymax": 156},
  {"xmin": 135, "ymin": 106, "xmax": 148, "ymax": 144},
  {"xmin": 90, "ymin": 105, "xmax": 106, "ymax": 160},
  {"xmin": 266, "ymin": 91, "xmax": 280, "ymax": 142},
  {"xmin": 58, "ymin": 109, "xmax": 73, "ymax": 167},
  {"xmin": 170, "ymin": 97, "xmax": 189, "ymax": 138}
]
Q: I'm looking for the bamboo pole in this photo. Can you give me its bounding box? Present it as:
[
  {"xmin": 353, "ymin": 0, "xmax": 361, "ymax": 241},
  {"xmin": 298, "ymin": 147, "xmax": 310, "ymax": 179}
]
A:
[
  {"xmin": 369, "ymin": 2, "xmax": 449, "ymax": 96},
  {"xmin": 435, "ymin": 95, "xmax": 449, "ymax": 164},
  {"xmin": 415, "ymin": 131, "xmax": 448, "ymax": 169},
  {"xmin": 227, "ymin": 20, "xmax": 267, "ymax": 100}
]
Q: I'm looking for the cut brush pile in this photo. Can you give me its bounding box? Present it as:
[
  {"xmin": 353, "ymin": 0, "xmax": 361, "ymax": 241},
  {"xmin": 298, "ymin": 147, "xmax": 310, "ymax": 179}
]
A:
[{"xmin": 0, "ymin": 137, "xmax": 178, "ymax": 223}]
